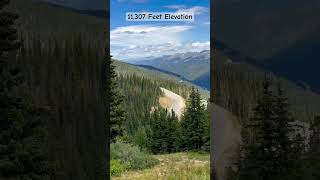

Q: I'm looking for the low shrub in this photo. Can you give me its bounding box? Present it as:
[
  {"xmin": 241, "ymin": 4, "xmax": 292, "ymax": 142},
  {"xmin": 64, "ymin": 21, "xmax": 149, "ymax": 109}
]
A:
[
  {"xmin": 110, "ymin": 159, "xmax": 124, "ymax": 177},
  {"xmin": 110, "ymin": 141, "xmax": 159, "ymax": 170}
]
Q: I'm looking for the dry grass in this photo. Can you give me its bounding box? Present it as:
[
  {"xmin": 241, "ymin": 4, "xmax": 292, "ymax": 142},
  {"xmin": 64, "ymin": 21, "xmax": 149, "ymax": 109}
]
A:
[{"xmin": 112, "ymin": 152, "xmax": 210, "ymax": 180}]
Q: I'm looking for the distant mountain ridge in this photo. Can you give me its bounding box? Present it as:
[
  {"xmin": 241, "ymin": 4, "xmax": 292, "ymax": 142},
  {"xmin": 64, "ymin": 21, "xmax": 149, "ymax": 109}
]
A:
[
  {"xmin": 214, "ymin": 0, "xmax": 320, "ymax": 92},
  {"xmin": 135, "ymin": 50, "xmax": 210, "ymax": 90},
  {"xmin": 114, "ymin": 60, "xmax": 210, "ymax": 99}
]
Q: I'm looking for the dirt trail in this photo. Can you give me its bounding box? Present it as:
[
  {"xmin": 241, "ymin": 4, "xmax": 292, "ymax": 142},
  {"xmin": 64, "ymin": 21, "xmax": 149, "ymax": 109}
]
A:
[{"xmin": 159, "ymin": 87, "xmax": 186, "ymax": 119}]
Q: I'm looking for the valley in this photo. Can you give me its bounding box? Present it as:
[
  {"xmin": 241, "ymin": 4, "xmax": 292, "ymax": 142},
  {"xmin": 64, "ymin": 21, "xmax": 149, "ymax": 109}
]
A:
[{"xmin": 136, "ymin": 50, "xmax": 210, "ymax": 90}]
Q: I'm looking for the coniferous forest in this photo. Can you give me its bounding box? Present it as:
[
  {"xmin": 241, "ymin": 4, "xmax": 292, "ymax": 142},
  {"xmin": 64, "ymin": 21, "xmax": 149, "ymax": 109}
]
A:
[
  {"xmin": 1, "ymin": 0, "xmax": 210, "ymax": 179},
  {"xmin": 223, "ymin": 76, "xmax": 320, "ymax": 180},
  {"xmin": 110, "ymin": 57, "xmax": 210, "ymax": 176},
  {"xmin": 1, "ymin": 0, "xmax": 107, "ymax": 179},
  {"xmin": 212, "ymin": 53, "xmax": 320, "ymax": 179}
]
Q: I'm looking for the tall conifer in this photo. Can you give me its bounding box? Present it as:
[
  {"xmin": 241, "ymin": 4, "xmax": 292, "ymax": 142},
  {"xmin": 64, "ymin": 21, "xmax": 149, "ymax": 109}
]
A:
[
  {"xmin": 110, "ymin": 59, "xmax": 126, "ymax": 142},
  {"xmin": 0, "ymin": 1, "xmax": 50, "ymax": 179}
]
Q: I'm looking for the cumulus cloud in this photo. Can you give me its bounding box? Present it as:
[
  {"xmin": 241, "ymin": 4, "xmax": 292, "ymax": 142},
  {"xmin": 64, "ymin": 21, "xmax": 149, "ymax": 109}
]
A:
[
  {"xmin": 111, "ymin": 25, "xmax": 209, "ymax": 61},
  {"xmin": 163, "ymin": 5, "xmax": 186, "ymax": 9},
  {"xmin": 112, "ymin": 40, "xmax": 210, "ymax": 61},
  {"xmin": 175, "ymin": 6, "xmax": 208, "ymax": 15},
  {"xmin": 111, "ymin": 25, "xmax": 192, "ymax": 47},
  {"xmin": 164, "ymin": 5, "xmax": 208, "ymax": 15}
]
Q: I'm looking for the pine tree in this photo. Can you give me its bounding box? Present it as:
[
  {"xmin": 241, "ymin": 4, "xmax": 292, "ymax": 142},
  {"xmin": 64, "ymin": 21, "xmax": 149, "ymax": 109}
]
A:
[
  {"xmin": 150, "ymin": 109, "xmax": 162, "ymax": 154},
  {"xmin": 110, "ymin": 59, "xmax": 126, "ymax": 142},
  {"xmin": 166, "ymin": 110, "xmax": 180, "ymax": 153},
  {"xmin": 273, "ymin": 83, "xmax": 306, "ymax": 180},
  {"xmin": 181, "ymin": 87, "xmax": 208, "ymax": 151},
  {"xmin": 0, "ymin": 1, "xmax": 50, "ymax": 179},
  {"xmin": 237, "ymin": 77, "xmax": 278, "ymax": 180},
  {"xmin": 201, "ymin": 107, "xmax": 210, "ymax": 152}
]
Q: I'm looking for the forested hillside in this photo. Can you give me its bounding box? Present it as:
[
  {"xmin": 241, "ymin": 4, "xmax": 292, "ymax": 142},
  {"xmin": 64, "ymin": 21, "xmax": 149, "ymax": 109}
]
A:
[
  {"xmin": 110, "ymin": 60, "xmax": 210, "ymax": 178},
  {"xmin": 212, "ymin": 38, "xmax": 320, "ymax": 180},
  {"xmin": 212, "ymin": 49, "xmax": 320, "ymax": 123},
  {"xmin": 113, "ymin": 60, "xmax": 209, "ymax": 140},
  {"xmin": 137, "ymin": 50, "xmax": 210, "ymax": 90},
  {"xmin": 2, "ymin": 0, "xmax": 108, "ymax": 179}
]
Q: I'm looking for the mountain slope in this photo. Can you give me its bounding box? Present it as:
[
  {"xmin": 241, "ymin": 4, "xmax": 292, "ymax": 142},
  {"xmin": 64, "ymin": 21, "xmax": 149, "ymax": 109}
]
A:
[
  {"xmin": 8, "ymin": 0, "xmax": 108, "ymax": 179},
  {"xmin": 114, "ymin": 60, "xmax": 210, "ymax": 99},
  {"xmin": 214, "ymin": 0, "xmax": 320, "ymax": 60},
  {"xmin": 213, "ymin": 48, "xmax": 320, "ymax": 122},
  {"xmin": 8, "ymin": 0, "xmax": 105, "ymax": 41},
  {"xmin": 136, "ymin": 50, "xmax": 210, "ymax": 90},
  {"xmin": 261, "ymin": 27, "xmax": 320, "ymax": 92},
  {"xmin": 214, "ymin": 0, "xmax": 320, "ymax": 92},
  {"xmin": 159, "ymin": 87, "xmax": 186, "ymax": 119}
]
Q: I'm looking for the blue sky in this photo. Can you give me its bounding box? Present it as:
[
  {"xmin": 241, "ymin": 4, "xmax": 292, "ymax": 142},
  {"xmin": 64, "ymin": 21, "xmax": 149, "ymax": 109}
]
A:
[{"xmin": 111, "ymin": 0, "xmax": 210, "ymax": 61}]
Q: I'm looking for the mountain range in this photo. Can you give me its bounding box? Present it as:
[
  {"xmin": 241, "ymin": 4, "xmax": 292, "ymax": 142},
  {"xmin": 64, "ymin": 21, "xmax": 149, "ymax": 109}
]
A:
[{"xmin": 135, "ymin": 50, "xmax": 210, "ymax": 90}]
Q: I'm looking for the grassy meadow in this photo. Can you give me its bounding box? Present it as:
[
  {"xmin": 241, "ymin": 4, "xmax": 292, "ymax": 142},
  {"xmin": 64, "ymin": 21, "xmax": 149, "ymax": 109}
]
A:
[{"xmin": 112, "ymin": 152, "xmax": 210, "ymax": 180}]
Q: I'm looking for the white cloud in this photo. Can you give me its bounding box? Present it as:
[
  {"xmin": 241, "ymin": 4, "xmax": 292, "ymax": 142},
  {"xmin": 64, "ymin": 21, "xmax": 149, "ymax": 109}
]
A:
[
  {"xmin": 111, "ymin": 25, "xmax": 209, "ymax": 61},
  {"xmin": 112, "ymin": 41, "xmax": 210, "ymax": 61},
  {"xmin": 111, "ymin": 25, "xmax": 192, "ymax": 47},
  {"xmin": 164, "ymin": 5, "xmax": 208, "ymax": 15},
  {"xmin": 192, "ymin": 41, "xmax": 210, "ymax": 47},
  {"xmin": 175, "ymin": 6, "xmax": 209, "ymax": 15},
  {"xmin": 164, "ymin": 5, "xmax": 186, "ymax": 9}
]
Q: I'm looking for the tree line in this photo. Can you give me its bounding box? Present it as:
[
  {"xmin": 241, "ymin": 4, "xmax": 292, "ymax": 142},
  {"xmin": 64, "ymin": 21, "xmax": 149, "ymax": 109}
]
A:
[{"xmin": 226, "ymin": 77, "xmax": 320, "ymax": 180}]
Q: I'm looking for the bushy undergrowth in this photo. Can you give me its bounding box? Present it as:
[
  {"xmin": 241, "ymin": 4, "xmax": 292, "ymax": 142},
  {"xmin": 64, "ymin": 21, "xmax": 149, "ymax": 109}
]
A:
[
  {"xmin": 110, "ymin": 160, "xmax": 124, "ymax": 177},
  {"xmin": 110, "ymin": 142, "xmax": 159, "ymax": 172}
]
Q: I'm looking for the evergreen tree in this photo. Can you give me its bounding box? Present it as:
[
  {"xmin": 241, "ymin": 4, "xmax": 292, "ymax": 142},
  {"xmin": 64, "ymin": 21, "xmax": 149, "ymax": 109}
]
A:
[
  {"xmin": 237, "ymin": 77, "xmax": 278, "ymax": 180},
  {"xmin": 272, "ymin": 83, "xmax": 306, "ymax": 180},
  {"xmin": 149, "ymin": 108, "xmax": 182, "ymax": 154},
  {"xmin": 0, "ymin": 1, "xmax": 50, "ymax": 179},
  {"xmin": 150, "ymin": 109, "xmax": 162, "ymax": 154},
  {"xmin": 201, "ymin": 108, "xmax": 210, "ymax": 152},
  {"xmin": 181, "ymin": 87, "xmax": 208, "ymax": 151},
  {"xmin": 166, "ymin": 110, "xmax": 180, "ymax": 153},
  {"xmin": 229, "ymin": 78, "xmax": 306, "ymax": 180},
  {"xmin": 110, "ymin": 59, "xmax": 126, "ymax": 142}
]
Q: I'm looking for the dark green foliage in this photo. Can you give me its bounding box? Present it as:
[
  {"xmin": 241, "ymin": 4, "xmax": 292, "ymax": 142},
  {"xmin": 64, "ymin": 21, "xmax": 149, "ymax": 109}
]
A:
[
  {"xmin": 0, "ymin": 102, "xmax": 51, "ymax": 180},
  {"xmin": 181, "ymin": 87, "xmax": 209, "ymax": 151},
  {"xmin": 274, "ymin": 83, "xmax": 296, "ymax": 179},
  {"xmin": 228, "ymin": 78, "xmax": 307, "ymax": 180},
  {"xmin": 1, "ymin": 0, "xmax": 107, "ymax": 179},
  {"xmin": 212, "ymin": 55, "xmax": 320, "ymax": 123},
  {"xmin": 148, "ymin": 108, "xmax": 181, "ymax": 154},
  {"xmin": 166, "ymin": 110, "xmax": 181, "ymax": 153},
  {"xmin": 112, "ymin": 62, "xmax": 209, "ymax": 155},
  {"xmin": 110, "ymin": 60, "xmax": 126, "ymax": 142},
  {"xmin": 117, "ymin": 74, "xmax": 161, "ymax": 135},
  {"xmin": 15, "ymin": 35, "xmax": 107, "ymax": 180},
  {"xmin": 0, "ymin": 1, "xmax": 50, "ymax": 179},
  {"xmin": 110, "ymin": 141, "xmax": 159, "ymax": 171}
]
